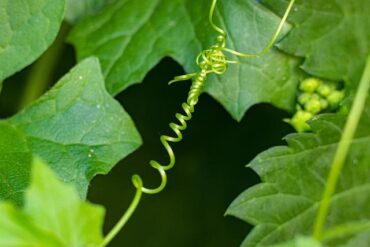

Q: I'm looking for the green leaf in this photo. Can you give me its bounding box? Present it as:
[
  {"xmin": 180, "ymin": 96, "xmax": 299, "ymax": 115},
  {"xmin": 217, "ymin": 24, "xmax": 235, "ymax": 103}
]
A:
[
  {"xmin": 0, "ymin": 0, "xmax": 65, "ymax": 81},
  {"xmin": 25, "ymin": 158, "xmax": 105, "ymax": 246},
  {"xmin": 65, "ymin": 0, "xmax": 113, "ymax": 24},
  {"xmin": 227, "ymin": 102, "xmax": 370, "ymax": 246},
  {"xmin": 269, "ymin": 236, "xmax": 322, "ymax": 247},
  {"xmin": 0, "ymin": 57, "xmax": 142, "ymax": 204},
  {"xmin": 322, "ymin": 222, "xmax": 370, "ymax": 247},
  {"xmin": 339, "ymin": 230, "xmax": 370, "ymax": 247},
  {"xmin": 263, "ymin": 0, "xmax": 370, "ymax": 92},
  {"xmin": 0, "ymin": 158, "xmax": 105, "ymax": 247},
  {"xmin": 0, "ymin": 203, "xmax": 63, "ymax": 246},
  {"xmin": 0, "ymin": 122, "xmax": 32, "ymax": 203},
  {"xmin": 68, "ymin": 0, "xmax": 302, "ymax": 120}
]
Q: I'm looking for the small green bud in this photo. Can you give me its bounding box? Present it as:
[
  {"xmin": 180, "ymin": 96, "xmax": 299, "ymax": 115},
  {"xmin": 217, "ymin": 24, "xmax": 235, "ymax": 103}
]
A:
[
  {"xmin": 298, "ymin": 93, "xmax": 311, "ymax": 105},
  {"xmin": 328, "ymin": 91, "xmax": 344, "ymax": 108},
  {"xmin": 305, "ymin": 98, "xmax": 322, "ymax": 114},
  {"xmin": 311, "ymin": 93, "xmax": 320, "ymax": 100},
  {"xmin": 300, "ymin": 78, "xmax": 321, "ymax": 93},
  {"xmin": 317, "ymin": 84, "xmax": 332, "ymax": 97},
  {"xmin": 320, "ymin": 99, "xmax": 329, "ymax": 110},
  {"xmin": 290, "ymin": 110, "xmax": 313, "ymax": 132}
]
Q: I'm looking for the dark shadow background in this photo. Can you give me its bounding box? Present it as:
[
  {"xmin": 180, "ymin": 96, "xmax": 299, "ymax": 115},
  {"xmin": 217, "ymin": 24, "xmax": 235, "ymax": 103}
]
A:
[{"xmin": 0, "ymin": 42, "xmax": 293, "ymax": 246}]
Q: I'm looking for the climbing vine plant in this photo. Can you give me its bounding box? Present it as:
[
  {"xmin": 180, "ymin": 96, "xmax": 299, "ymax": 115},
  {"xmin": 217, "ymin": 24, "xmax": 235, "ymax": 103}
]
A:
[{"xmin": 0, "ymin": 0, "xmax": 369, "ymax": 246}]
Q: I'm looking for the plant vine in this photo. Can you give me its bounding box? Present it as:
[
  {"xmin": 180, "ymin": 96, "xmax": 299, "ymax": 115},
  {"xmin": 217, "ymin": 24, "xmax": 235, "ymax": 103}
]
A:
[
  {"xmin": 101, "ymin": 0, "xmax": 296, "ymax": 245},
  {"xmin": 313, "ymin": 54, "xmax": 370, "ymax": 241}
]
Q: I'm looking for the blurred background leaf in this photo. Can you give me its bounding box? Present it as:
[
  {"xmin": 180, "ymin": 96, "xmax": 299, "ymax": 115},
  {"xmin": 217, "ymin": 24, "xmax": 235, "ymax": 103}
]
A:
[{"xmin": 0, "ymin": 0, "xmax": 65, "ymax": 82}]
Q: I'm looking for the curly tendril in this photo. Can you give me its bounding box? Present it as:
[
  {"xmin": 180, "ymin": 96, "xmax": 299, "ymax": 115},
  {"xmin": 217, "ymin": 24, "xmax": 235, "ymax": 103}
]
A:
[{"xmin": 101, "ymin": 0, "xmax": 295, "ymax": 246}]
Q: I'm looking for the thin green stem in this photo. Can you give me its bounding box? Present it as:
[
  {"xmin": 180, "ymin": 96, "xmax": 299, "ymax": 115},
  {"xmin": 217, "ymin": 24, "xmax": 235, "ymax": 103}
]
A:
[
  {"xmin": 100, "ymin": 187, "xmax": 143, "ymax": 247},
  {"xmin": 222, "ymin": 0, "xmax": 295, "ymax": 58},
  {"xmin": 18, "ymin": 22, "xmax": 70, "ymax": 109},
  {"xmin": 209, "ymin": 0, "xmax": 227, "ymax": 37},
  {"xmin": 313, "ymin": 54, "xmax": 370, "ymax": 239}
]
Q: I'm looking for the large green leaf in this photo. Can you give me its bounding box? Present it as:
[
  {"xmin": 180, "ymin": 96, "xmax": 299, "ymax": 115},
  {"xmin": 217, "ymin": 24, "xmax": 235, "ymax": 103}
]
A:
[
  {"xmin": 68, "ymin": 0, "xmax": 302, "ymax": 120},
  {"xmin": 0, "ymin": 0, "xmax": 65, "ymax": 81},
  {"xmin": 263, "ymin": 0, "xmax": 370, "ymax": 92},
  {"xmin": 65, "ymin": 0, "xmax": 113, "ymax": 24},
  {"xmin": 0, "ymin": 57, "xmax": 141, "ymax": 204},
  {"xmin": 227, "ymin": 101, "xmax": 370, "ymax": 246},
  {"xmin": 0, "ymin": 159, "xmax": 104, "ymax": 246}
]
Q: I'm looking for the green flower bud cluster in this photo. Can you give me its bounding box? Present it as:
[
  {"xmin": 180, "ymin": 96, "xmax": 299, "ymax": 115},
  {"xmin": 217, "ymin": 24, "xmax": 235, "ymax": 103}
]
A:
[{"xmin": 285, "ymin": 78, "xmax": 344, "ymax": 132}]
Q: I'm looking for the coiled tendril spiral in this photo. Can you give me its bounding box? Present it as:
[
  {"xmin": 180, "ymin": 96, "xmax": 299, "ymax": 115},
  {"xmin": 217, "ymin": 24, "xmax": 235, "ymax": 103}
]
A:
[
  {"xmin": 131, "ymin": 34, "xmax": 228, "ymax": 195},
  {"xmin": 101, "ymin": 0, "xmax": 295, "ymax": 246}
]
